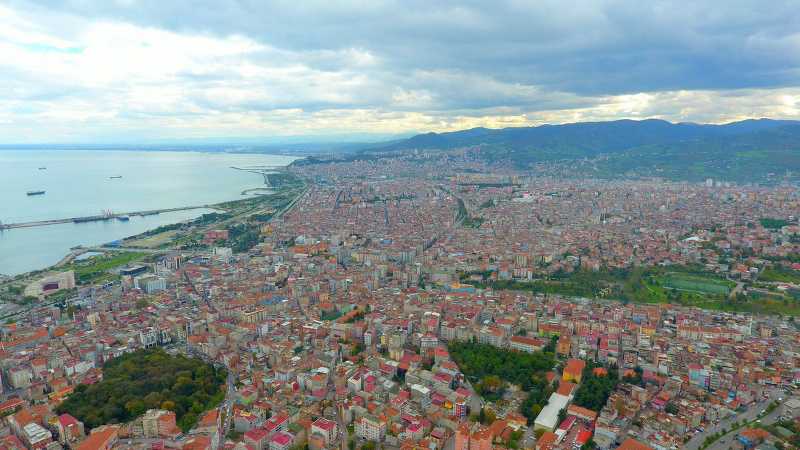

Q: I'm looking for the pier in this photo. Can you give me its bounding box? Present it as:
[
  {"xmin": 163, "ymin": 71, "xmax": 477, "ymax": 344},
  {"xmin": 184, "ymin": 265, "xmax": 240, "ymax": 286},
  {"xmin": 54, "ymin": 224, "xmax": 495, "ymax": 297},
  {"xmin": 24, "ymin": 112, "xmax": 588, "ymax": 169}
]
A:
[
  {"xmin": 230, "ymin": 165, "xmax": 287, "ymax": 187},
  {"xmin": 0, "ymin": 205, "xmax": 214, "ymax": 231}
]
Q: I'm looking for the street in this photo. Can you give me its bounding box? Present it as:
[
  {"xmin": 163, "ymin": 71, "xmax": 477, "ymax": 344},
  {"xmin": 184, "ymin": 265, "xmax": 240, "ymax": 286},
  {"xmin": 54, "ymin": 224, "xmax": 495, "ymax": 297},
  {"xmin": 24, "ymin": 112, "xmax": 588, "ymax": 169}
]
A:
[{"xmin": 684, "ymin": 387, "xmax": 786, "ymax": 450}]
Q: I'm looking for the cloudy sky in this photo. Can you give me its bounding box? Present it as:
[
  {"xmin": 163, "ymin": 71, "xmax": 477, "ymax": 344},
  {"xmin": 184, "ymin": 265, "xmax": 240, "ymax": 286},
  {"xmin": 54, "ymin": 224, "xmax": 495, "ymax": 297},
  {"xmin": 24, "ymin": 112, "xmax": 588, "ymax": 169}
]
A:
[{"xmin": 2, "ymin": 0, "xmax": 800, "ymax": 143}]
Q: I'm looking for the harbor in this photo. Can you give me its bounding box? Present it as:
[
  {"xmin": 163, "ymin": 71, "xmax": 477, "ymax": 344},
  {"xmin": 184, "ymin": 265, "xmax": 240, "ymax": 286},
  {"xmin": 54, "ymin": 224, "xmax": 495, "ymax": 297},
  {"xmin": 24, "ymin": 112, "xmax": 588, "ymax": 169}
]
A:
[
  {"xmin": 0, "ymin": 150, "xmax": 298, "ymax": 275},
  {"xmin": 0, "ymin": 205, "xmax": 214, "ymax": 230}
]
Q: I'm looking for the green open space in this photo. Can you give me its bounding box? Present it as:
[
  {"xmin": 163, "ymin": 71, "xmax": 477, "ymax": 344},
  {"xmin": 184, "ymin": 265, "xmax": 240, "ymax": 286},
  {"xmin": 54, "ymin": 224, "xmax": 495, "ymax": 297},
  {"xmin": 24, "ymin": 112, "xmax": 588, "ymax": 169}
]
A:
[
  {"xmin": 62, "ymin": 251, "xmax": 147, "ymax": 285},
  {"xmin": 57, "ymin": 348, "xmax": 226, "ymax": 432},
  {"xmin": 759, "ymin": 266, "xmax": 800, "ymax": 284},
  {"xmin": 660, "ymin": 272, "xmax": 734, "ymax": 295},
  {"xmin": 461, "ymin": 265, "xmax": 800, "ymax": 315},
  {"xmin": 448, "ymin": 340, "xmax": 556, "ymax": 425}
]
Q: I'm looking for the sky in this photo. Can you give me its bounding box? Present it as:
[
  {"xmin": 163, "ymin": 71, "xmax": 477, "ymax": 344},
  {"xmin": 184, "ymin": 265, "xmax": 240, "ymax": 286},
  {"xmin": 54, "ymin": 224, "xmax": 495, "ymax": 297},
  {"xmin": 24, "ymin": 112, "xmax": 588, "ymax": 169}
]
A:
[{"xmin": 2, "ymin": 0, "xmax": 800, "ymax": 143}]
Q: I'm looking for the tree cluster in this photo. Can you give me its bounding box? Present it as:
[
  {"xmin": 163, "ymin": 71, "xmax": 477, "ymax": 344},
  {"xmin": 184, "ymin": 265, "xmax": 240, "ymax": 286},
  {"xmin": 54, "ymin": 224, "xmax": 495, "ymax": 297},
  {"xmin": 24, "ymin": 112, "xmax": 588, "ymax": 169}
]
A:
[
  {"xmin": 572, "ymin": 361, "xmax": 619, "ymax": 412},
  {"xmin": 448, "ymin": 341, "xmax": 556, "ymax": 425},
  {"xmin": 56, "ymin": 348, "xmax": 226, "ymax": 432},
  {"xmin": 447, "ymin": 341, "xmax": 555, "ymax": 390}
]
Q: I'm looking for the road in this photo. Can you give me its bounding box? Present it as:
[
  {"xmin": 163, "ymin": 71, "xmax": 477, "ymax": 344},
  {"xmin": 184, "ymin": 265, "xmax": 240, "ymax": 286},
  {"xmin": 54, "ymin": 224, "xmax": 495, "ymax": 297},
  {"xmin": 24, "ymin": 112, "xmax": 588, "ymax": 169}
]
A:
[
  {"xmin": 684, "ymin": 387, "xmax": 785, "ymax": 450},
  {"xmin": 217, "ymin": 370, "xmax": 236, "ymax": 450},
  {"xmin": 329, "ymin": 376, "xmax": 350, "ymax": 450},
  {"xmin": 183, "ymin": 347, "xmax": 235, "ymax": 450}
]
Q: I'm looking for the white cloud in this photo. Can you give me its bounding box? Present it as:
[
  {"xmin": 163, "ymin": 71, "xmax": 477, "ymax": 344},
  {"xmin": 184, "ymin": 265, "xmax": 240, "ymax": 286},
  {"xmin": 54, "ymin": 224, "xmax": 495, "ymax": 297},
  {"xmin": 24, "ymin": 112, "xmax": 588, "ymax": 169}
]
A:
[{"xmin": 1, "ymin": 1, "xmax": 800, "ymax": 142}]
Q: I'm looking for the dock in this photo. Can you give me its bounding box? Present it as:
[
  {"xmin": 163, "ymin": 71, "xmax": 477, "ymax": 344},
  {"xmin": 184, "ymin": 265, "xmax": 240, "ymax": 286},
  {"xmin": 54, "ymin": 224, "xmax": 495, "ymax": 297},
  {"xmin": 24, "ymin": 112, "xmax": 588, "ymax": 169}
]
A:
[{"xmin": 0, "ymin": 205, "xmax": 214, "ymax": 231}]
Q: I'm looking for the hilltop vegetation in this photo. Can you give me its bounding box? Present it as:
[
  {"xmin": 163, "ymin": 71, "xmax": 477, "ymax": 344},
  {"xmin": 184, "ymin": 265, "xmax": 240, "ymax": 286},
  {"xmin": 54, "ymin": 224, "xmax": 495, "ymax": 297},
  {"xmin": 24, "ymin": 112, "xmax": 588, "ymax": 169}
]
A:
[
  {"xmin": 57, "ymin": 348, "xmax": 226, "ymax": 432},
  {"xmin": 359, "ymin": 119, "xmax": 800, "ymax": 183}
]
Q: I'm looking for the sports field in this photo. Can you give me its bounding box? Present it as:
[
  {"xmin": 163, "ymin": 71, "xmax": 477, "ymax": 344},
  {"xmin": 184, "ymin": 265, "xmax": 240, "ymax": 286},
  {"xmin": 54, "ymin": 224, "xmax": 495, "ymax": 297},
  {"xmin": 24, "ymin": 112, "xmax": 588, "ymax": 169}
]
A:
[{"xmin": 663, "ymin": 273, "xmax": 733, "ymax": 295}]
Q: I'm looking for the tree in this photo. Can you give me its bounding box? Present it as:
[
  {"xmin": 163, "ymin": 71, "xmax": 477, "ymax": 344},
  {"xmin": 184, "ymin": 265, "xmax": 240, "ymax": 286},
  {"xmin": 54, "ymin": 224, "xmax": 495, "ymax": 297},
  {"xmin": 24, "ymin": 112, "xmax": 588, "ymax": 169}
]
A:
[
  {"xmin": 665, "ymin": 402, "xmax": 679, "ymax": 415},
  {"xmin": 557, "ymin": 408, "xmax": 567, "ymax": 425},
  {"xmin": 483, "ymin": 408, "xmax": 496, "ymax": 425},
  {"xmin": 161, "ymin": 400, "xmax": 176, "ymax": 411},
  {"xmin": 57, "ymin": 348, "xmax": 226, "ymax": 432}
]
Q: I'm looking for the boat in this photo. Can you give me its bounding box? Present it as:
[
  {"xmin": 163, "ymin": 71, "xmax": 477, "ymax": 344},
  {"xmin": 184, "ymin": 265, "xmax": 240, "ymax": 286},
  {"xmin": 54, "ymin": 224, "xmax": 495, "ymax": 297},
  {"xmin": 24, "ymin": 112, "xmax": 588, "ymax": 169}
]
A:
[
  {"xmin": 116, "ymin": 215, "xmax": 130, "ymax": 222},
  {"xmin": 109, "ymin": 175, "xmax": 123, "ymax": 179},
  {"xmin": 38, "ymin": 167, "xmax": 47, "ymax": 170},
  {"xmin": 26, "ymin": 190, "xmax": 45, "ymax": 196}
]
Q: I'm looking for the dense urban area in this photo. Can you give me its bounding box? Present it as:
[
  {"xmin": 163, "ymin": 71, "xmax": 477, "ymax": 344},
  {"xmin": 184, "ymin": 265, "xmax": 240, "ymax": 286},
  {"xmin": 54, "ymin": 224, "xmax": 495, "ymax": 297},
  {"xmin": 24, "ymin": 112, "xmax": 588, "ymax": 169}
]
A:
[{"xmin": 1, "ymin": 148, "xmax": 800, "ymax": 450}]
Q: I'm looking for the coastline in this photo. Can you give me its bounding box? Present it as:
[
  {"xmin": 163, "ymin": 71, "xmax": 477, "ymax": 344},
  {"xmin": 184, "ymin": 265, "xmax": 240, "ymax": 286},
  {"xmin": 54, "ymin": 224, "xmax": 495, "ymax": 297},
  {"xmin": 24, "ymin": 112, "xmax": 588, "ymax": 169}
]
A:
[{"xmin": 0, "ymin": 151, "xmax": 303, "ymax": 277}]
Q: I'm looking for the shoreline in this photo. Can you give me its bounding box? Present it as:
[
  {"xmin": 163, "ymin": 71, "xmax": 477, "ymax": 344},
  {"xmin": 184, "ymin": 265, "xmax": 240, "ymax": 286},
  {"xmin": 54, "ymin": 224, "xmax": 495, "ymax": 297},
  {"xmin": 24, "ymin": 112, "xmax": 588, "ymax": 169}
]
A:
[
  {"xmin": 0, "ymin": 146, "xmax": 318, "ymax": 158},
  {"xmin": 0, "ymin": 156, "xmax": 301, "ymax": 278}
]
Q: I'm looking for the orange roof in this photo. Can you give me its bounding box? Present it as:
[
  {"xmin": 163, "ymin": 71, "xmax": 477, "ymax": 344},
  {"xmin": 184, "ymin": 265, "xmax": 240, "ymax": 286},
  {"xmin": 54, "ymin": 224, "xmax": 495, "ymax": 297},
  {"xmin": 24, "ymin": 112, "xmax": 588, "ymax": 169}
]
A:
[
  {"xmin": 617, "ymin": 438, "xmax": 654, "ymax": 450},
  {"xmin": 567, "ymin": 404, "xmax": 598, "ymax": 420},
  {"xmin": 12, "ymin": 409, "xmax": 37, "ymax": 428},
  {"xmin": 556, "ymin": 381, "xmax": 576, "ymax": 396},
  {"xmin": 739, "ymin": 428, "xmax": 770, "ymax": 441},
  {"xmin": 183, "ymin": 435, "xmax": 212, "ymax": 450},
  {"xmin": 76, "ymin": 425, "xmax": 119, "ymax": 450},
  {"xmin": 536, "ymin": 431, "xmax": 557, "ymax": 450},
  {"xmin": 564, "ymin": 359, "xmax": 586, "ymax": 375},
  {"xmin": 197, "ymin": 409, "xmax": 218, "ymax": 427}
]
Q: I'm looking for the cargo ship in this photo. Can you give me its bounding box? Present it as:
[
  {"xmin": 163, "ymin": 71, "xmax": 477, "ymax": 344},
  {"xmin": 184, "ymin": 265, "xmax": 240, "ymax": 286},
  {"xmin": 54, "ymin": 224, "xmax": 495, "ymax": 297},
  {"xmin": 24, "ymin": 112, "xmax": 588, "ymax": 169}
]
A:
[{"xmin": 26, "ymin": 190, "xmax": 45, "ymax": 196}]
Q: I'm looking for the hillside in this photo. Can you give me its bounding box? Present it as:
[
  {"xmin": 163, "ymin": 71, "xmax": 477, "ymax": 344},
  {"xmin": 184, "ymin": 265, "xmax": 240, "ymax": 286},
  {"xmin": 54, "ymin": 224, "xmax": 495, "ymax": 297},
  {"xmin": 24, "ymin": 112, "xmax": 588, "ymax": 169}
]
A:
[{"xmin": 365, "ymin": 119, "xmax": 800, "ymax": 182}]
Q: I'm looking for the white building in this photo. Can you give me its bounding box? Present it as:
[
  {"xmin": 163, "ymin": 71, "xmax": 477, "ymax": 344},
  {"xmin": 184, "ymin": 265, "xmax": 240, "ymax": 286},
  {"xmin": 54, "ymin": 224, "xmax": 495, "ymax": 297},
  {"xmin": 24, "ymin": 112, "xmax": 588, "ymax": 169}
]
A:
[
  {"xmin": 8, "ymin": 366, "xmax": 32, "ymax": 389},
  {"xmin": 139, "ymin": 328, "xmax": 159, "ymax": 348},
  {"xmin": 214, "ymin": 247, "xmax": 233, "ymax": 261},
  {"xmin": 534, "ymin": 392, "xmax": 571, "ymax": 431},
  {"xmin": 134, "ymin": 275, "xmax": 167, "ymax": 294},
  {"xmin": 311, "ymin": 418, "xmax": 337, "ymax": 446},
  {"xmin": 356, "ymin": 415, "xmax": 386, "ymax": 442}
]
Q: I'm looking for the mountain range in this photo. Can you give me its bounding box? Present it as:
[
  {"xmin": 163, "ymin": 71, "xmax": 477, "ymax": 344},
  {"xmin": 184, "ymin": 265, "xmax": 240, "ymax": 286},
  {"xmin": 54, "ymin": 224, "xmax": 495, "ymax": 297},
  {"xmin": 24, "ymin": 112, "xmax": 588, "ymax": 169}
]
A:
[{"xmin": 354, "ymin": 118, "xmax": 800, "ymax": 182}]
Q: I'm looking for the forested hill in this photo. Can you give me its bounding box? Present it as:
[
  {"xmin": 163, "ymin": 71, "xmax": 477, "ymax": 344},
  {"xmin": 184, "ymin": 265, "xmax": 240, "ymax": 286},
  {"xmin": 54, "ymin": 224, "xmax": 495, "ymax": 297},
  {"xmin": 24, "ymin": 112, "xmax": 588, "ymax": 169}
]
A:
[{"xmin": 364, "ymin": 118, "xmax": 800, "ymax": 182}]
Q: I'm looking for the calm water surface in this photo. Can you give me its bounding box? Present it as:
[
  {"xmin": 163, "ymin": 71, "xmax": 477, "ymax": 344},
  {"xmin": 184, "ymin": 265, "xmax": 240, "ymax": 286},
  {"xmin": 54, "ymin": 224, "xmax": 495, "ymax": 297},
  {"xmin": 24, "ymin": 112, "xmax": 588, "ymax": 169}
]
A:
[{"xmin": 0, "ymin": 150, "xmax": 296, "ymax": 275}]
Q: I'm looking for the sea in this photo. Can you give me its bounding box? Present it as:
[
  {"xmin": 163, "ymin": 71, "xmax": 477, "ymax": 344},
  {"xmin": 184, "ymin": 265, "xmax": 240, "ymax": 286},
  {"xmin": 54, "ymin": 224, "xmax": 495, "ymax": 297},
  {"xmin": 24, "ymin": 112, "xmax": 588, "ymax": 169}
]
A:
[{"xmin": 0, "ymin": 150, "xmax": 297, "ymax": 276}]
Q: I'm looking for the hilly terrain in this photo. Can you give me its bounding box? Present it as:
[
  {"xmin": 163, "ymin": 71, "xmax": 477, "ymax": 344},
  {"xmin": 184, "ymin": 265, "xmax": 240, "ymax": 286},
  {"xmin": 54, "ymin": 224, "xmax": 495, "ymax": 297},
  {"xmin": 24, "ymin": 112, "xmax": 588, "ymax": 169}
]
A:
[{"xmin": 357, "ymin": 118, "xmax": 800, "ymax": 182}]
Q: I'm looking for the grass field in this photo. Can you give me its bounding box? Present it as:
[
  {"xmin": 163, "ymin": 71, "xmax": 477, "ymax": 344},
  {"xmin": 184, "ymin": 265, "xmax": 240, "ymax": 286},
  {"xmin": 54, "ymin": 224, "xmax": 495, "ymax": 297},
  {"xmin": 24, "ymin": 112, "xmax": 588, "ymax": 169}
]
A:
[
  {"xmin": 465, "ymin": 265, "xmax": 800, "ymax": 316},
  {"xmin": 63, "ymin": 252, "xmax": 147, "ymax": 285},
  {"xmin": 125, "ymin": 229, "xmax": 180, "ymax": 248},
  {"xmin": 662, "ymin": 273, "xmax": 734, "ymax": 295},
  {"xmin": 758, "ymin": 267, "xmax": 800, "ymax": 284}
]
